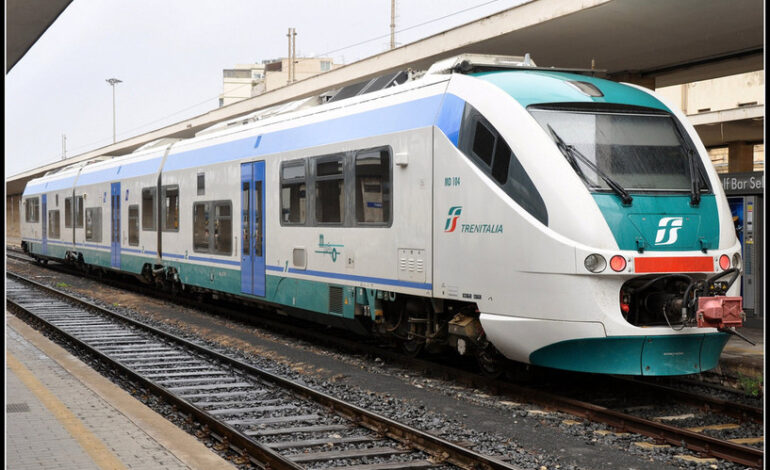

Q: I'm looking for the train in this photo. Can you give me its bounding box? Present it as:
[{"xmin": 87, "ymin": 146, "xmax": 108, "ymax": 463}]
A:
[{"xmin": 21, "ymin": 54, "xmax": 745, "ymax": 376}]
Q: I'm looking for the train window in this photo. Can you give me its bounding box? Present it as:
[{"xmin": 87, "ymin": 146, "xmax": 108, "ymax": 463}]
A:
[
  {"xmin": 65, "ymin": 197, "xmax": 72, "ymax": 227},
  {"xmin": 472, "ymin": 121, "xmax": 495, "ymax": 166},
  {"xmin": 491, "ymin": 138, "xmax": 511, "ymax": 184},
  {"xmin": 162, "ymin": 185, "xmax": 179, "ymax": 232},
  {"xmin": 85, "ymin": 208, "xmax": 102, "ymax": 242},
  {"xmin": 280, "ymin": 161, "xmax": 306, "ymax": 225},
  {"xmin": 197, "ymin": 173, "xmax": 205, "ymax": 196},
  {"xmin": 315, "ymin": 156, "xmax": 345, "ymax": 224},
  {"xmin": 128, "ymin": 205, "xmax": 139, "ymax": 246},
  {"xmin": 142, "ymin": 187, "xmax": 156, "ymax": 230},
  {"xmin": 55, "ymin": 194, "xmax": 59, "ymax": 207},
  {"xmin": 193, "ymin": 201, "xmax": 232, "ymax": 255},
  {"xmin": 459, "ymin": 104, "xmax": 548, "ymax": 226},
  {"xmin": 25, "ymin": 197, "xmax": 40, "ymax": 223},
  {"xmin": 355, "ymin": 148, "xmax": 391, "ymax": 225},
  {"xmin": 214, "ymin": 202, "xmax": 232, "ymax": 255},
  {"xmin": 193, "ymin": 202, "xmax": 210, "ymax": 252},
  {"xmin": 48, "ymin": 210, "xmax": 60, "ymax": 239},
  {"xmin": 74, "ymin": 196, "xmax": 84, "ymax": 228}
]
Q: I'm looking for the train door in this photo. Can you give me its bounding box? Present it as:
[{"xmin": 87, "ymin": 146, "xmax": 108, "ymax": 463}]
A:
[
  {"xmin": 111, "ymin": 182, "xmax": 121, "ymax": 268},
  {"xmin": 240, "ymin": 161, "xmax": 266, "ymax": 297},
  {"xmin": 41, "ymin": 194, "xmax": 48, "ymax": 255}
]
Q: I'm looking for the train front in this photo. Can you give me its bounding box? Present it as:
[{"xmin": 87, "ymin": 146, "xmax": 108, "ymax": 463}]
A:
[{"xmin": 436, "ymin": 65, "xmax": 744, "ymax": 375}]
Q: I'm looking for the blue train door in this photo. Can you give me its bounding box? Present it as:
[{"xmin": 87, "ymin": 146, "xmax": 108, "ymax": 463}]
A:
[
  {"xmin": 110, "ymin": 182, "xmax": 121, "ymax": 268},
  {"xmin": 240, "ymin": 161, "xmax": 266, "ymax": 297},
  {"xmin": 41, "ymin": 194, "xmax": 48, "ymax": 255}
]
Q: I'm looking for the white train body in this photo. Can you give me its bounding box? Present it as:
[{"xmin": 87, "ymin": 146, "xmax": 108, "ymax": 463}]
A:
[{"xmin": 22, "ymin": 56, "xmax": 743, "ymax": 375}]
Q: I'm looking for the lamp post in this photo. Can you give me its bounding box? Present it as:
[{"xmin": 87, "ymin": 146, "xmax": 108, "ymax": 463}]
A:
[{"xmin": 106, "ymin": 78, "xmax": 122, "ymax": 143}]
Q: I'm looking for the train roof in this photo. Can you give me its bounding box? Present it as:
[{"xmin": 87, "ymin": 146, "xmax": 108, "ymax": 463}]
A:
[{"xmin": 473, "ymin": 69, "xmax": 670, "ymax": 112}]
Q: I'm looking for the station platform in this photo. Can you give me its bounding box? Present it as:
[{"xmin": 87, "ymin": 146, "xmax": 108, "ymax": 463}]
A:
[
  {"xmin": 5, "ymin": 312, "xmax": 234, "ymax": 470},
  {"xmin": 715, "ymin": 322, "xmax": 765, "ymax": 389}
]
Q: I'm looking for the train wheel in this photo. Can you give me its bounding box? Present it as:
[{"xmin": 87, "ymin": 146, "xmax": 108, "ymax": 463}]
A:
[
  {"xmin": 477, "ymin": 350, "xmax": 504, "ymax": 378},
  {"xmin": 400, "ymin": 338, "xmax": 423, "ymax": 357}
]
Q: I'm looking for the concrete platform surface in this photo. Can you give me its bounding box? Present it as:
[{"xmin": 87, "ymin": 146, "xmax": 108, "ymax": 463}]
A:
[
  {"xmin": 718, "ymin": 323, "xmax": 765, "ymax": 383},
  {"xmin": 6, "ymin": 313, "xmax": 235, "ymax": 470}
]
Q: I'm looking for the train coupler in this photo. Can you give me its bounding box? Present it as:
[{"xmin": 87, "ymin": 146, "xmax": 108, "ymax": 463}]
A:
[{"xmin": 695, "ymin": 296, "xmax": 743, "ymax": 329}]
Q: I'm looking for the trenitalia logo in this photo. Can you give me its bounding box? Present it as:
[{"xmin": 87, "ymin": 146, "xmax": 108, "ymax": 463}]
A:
[
  {"xmin": 444, "ymin": 206, "xmax": 462, "ymax": 232},
  {"xmin": 654, "ymin": 217, "xmax": 684, "ymax": 245}
]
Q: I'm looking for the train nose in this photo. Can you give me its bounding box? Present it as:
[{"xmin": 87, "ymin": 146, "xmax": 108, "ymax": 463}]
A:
[{"xmin": 627, "ymin": 213, "xmax": 703, "ymax": 251}]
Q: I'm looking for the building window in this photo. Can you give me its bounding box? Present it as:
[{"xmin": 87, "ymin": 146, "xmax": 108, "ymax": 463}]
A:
[
  {"xmin": 85, "ymin": 208, "xmax": 102, "ymax": 242},
  {"xmin": 320, "ymin": 60, "xmax": 331, "ymax": 71},
  {"xmin": 197, "ymin": 173, "xmax": 205, "ymax": 195},
  {"xmin": 315, "ymin": 156, "xmax": 345, "ymax": 224},
  {"xmin": 355, "ymin": 148, "xmax": 391, "ymax": 225},
  {"xmin": 142, "ymin": 187, "xmax": 156, "ymax": 230},
  {"xmin": 162, "ymin": 185, "xmax": 179, "ymax": 232},
  {"xmin": 193, "ymin": 201, "xmax": 232, "ymax": 255},
  {"xmin": 48, "ymin": 210, "xmax": 60, "ymax": 238},
  {"xmin": 25, "ymin": 197, "xmax": 40, "ymax": 223},
  {"xmin": 128, "ymin": 205, "xmax": 139, "ymax": 246},
  {"xmin": 280, "ymin": 161, "xmax": 306, "ymax": 224}
]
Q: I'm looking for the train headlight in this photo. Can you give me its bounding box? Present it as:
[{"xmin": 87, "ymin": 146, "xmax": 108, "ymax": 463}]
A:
[
  {"xmin": 719, "ymin": 254, "xmax": 730, "ymax": 270},
  {"xmin": 584, "ymin": 254, "xmax": 606, "ymax": 273},
  {"xmin": 732, "ymin": 253, "xmax": 742, "ymax": 270},
  {"xmin": 610, "ymin": 255, "xmax": 627, "ymax": 272}
]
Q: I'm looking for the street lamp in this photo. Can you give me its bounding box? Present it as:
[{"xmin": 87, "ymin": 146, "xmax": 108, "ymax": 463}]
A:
[{"xmin": 106, "ymin": 78, "xmax": 122, "ymax": 143}]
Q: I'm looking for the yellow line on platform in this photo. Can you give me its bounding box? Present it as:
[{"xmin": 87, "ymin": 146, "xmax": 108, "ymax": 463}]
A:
[{"xmin": 6, "ymin": 352, "xmax": 128, "ymax": 470}]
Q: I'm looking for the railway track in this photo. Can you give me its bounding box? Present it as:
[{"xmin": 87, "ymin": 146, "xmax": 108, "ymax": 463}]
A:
[
  {"xmin": 7, "ymin": 272, "xmax": 518, "ymax": 470},
  {"xmin": 6, "ymin": 252, "xmax": 765, "ymax": 468}
]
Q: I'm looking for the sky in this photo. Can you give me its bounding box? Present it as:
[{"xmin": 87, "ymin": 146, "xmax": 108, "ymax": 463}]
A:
[{"xmin": 5, "ymin": 0, "xmax": 529, "ymax": 178}]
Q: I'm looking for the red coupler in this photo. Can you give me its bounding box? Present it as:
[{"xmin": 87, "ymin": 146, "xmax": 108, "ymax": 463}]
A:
[{"xmin": 696, "ymin": 296, "xmax": 743, "ymax": 329}]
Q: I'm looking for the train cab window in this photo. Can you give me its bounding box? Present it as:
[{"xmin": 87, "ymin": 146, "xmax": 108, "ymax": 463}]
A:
[
  {"xmin": 193, "ymin": 201, "xmax": 231, "ymax": 255},
  {"xmin": 472, "ymin": 122, "xmax": 495, "ymax": 166},
  {"xmin": 25, "ymin": 197, "xmax": 40, "ymax": 223},
  {"xmin": 48, "ymin": 210, "xmax": 60, "ymax": 239},
  {"xmin": 459, "ymin": 104, "xmax": 548, "ymax": 226},
  {"xmin": 197, "ymin": 173, "xmax": 205, "ymax": 196},
  {"xmin": 128, "ymin": 205, "xmax": 140, "ymax": 246},
  {"xmin": 85, "ymin": 208, "xmax": 102, "ymax": 242},
  {"xmin": 355, "ymin": 148, "xmax": 391, "ymax": 225},
  {"xmin": 162, "ymin": 185, "xmax": 179, "ymax": 232},
  {"xmin": 315, "ymin": 156, "xmax": 345, "ymax": 224},
  {"xmin": 142, "ymin": 187, "xmax": 156, "ymax": 230},
  {"xmin": 280, "ymin": 161, "xmax": 307, "ymax": 225}
]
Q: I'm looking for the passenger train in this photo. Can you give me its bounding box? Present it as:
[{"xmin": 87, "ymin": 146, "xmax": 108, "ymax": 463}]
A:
[{"xmin": 21, "ymin": 54, "xmax": 745, "ymax": 376}]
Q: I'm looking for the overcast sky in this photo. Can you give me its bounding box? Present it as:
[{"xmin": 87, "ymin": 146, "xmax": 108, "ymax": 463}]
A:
[{"xmin": 5, "ymin": 0, "xmax": 529, "ymax": 177}]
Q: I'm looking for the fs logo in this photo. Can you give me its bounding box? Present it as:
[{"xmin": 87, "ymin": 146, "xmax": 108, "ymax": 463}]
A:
[
  {"xmin": 444, "ymin": 206, "xmax": 462, "ymax": 232},
  {"xmin": 654, "ymin": 217, "xmax": 683, "ymax": 245}
]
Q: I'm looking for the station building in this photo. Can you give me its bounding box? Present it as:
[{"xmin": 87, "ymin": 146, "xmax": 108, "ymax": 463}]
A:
[{"xmin": 220, "ymin": 57, "xmax": 339, "ymax": 107}]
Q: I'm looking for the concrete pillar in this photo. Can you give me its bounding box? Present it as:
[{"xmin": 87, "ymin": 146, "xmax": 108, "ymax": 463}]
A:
[
  {"xmin": 727, "ymin": 142, "xmax": 754, "ymax": 172},
  {"xmin": 610, "ymin": 72, "xmax": 656, "ymax": 90}
]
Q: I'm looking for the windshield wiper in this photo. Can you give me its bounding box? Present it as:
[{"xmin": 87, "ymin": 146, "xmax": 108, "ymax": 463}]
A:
[
  {"xmin": 547, "ymin": 125, "xmax": 633, "ymax": 206},
  {"xmin": 687, "ymin": 148, "xmax": 701, "ymax": 207}
]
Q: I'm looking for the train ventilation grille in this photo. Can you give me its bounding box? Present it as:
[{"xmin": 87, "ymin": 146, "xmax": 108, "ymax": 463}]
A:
[{"xmin": 329, "ymin": 286, "xmax": 344, "ymax": 314}]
